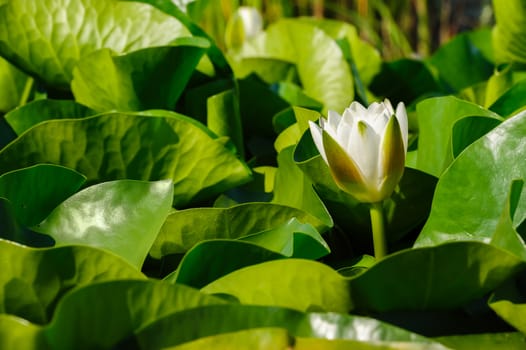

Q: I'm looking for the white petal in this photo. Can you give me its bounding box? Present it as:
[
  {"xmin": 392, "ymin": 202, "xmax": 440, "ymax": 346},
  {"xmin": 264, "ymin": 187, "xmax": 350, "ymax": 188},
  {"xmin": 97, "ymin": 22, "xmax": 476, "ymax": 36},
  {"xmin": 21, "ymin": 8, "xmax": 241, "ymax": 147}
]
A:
[
  {"xmin": 344, "ymin": 101, "xmax": 367, "ymax": 122},
  {"xmin": 349, "ymin": 120, "xmax": 379, "ymax": 180},
  {"xmin": 383, "ymin": 99, "xmax": 395, "ymax": 115},
  {"xmin": 309, "ymin": 121, "xmax": 328, "ymax": 163},
  {"xmin": 336, "ymin": 119, "xmax": 353, "ymax": 154},
  {"xmin": 396, "ymin": 102, "xmax": 409, "ymax": 151},
  {"xmin": 326, "ymin": 110, "xmax": 341, "ymax": 136}
]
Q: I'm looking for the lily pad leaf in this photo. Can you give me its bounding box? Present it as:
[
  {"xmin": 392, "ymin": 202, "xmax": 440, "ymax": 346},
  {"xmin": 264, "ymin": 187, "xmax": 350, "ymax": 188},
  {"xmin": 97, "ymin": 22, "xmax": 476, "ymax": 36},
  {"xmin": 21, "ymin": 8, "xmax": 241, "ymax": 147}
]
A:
[
  {"xmin": 348, "ymin": 242, "xmax": 525, "ymax": 312},
  {"xmin": 0, "ymin": 57, "xmax": 27, "ymax": 113},
  {"xmin": 166, "ymin": 328, "xmax": 292, "ymax": 350},
  {"xmin": 416, "ymin": 96, "xmax": 501, "ymax": 177},
  {"xmin": 134, "ymin": 304, "xmax": 447, "ymax": 350},
  {"xmin": 0, "ymin": 164, "xmax": 85, "ymax": 227},
  {"xmin": 493, "ymin": 0, "xmax": 526, "ymax": 64},
  {"xmin": 72, "ymin": 39, "xmax": 209, "ymax": 112},
  {"xmin": 415, "ymin": 109, "xmax": 526, "ymax": 247},
  {"xmin": 488, "ymin": 273, "xmax": 526, "ymax": 334},
  {"xmin": 201, "ymin": 259, "xmax": 352, "ymax": 313},
  {"xmin": 235, "ymin": 18, "xmax": 353, "ymax": 113},
  {"xmin": 166, "ymin": 218, "xmax": 330, "ymax": 288},
  {"xmin": 33, "ymin": 179, "xmax": 173, "ymax": 268},
  {"xmin": 0, "ymin": 0, "xmax": 189, "ymax": 88},
  {"xmin": 0, "ymin": 111, "xmax": 252, "ymax": 207},
  {"xmin": 0, "ymin": 314, "xmax": 47, "ymax": 350},
  {"xmin": 0, "ymin": 239, "xmax": 144, "ymax": 324},
  {"xmin": 150, "ymin": 202, "xmax": 326, "ymax": 258},
  {"xmin": 44, "ymin": 280, "xmax": 226, "ymax": 350},
  {"xmin": 5, "ymin": 99, "xmax": 96, "ymax": 136}
]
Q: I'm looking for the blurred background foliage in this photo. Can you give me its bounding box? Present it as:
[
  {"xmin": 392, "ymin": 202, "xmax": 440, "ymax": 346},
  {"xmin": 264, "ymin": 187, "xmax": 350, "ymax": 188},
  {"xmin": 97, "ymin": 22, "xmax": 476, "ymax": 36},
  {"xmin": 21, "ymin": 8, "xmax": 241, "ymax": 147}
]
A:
[{"xmin": 178, "ymin": 0, "xmax": 494, "ymax": 59}]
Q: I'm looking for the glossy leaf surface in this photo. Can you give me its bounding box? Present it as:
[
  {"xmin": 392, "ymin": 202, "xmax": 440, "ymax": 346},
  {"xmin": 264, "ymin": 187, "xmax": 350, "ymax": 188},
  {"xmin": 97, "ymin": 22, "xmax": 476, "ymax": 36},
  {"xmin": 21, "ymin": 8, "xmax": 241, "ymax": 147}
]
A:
[{"xmin": 33, "ymin": 179, "xmax": 173, "ymax": 268}]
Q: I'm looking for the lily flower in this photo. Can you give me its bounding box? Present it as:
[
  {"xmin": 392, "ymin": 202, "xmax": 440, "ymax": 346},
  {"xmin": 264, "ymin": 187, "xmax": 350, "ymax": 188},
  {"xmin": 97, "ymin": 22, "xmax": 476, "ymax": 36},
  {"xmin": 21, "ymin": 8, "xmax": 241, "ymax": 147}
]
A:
[{"xmin": 309, "ymin": 99, "xmax": 408, "ymax": 204}]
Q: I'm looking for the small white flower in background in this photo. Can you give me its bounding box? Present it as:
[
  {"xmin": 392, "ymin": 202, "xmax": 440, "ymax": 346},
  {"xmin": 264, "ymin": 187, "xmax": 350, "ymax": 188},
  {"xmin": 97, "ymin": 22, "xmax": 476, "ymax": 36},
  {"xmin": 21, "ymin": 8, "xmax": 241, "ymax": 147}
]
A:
[
  {"xmin": 225, "ymin": 6, "xmax": 263, "ymax": 48},
  {"xmin": 309, "ymin": 99, "xmax": 408, "ymax": 203}
]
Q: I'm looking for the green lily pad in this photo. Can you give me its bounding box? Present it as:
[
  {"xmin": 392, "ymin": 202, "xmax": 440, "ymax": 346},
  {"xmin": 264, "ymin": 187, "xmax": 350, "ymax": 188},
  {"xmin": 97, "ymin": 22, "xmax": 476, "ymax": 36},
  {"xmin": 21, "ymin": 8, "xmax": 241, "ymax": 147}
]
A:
[
  {"xmin": 0, "ymin": 239, "xmax": 144, "ymax": 324},
  {"xmin": 72, "ymin": 39, "xmax": 209, "ymax": 112},
  {"xmin": 5, "ymin": 99, "xmax": 96, "ymax": 135},
  {"xmin": 33, "ymin": 179, "xmax": 173, "ymax": 268},
  {"xmin": 0, "ymin": 110, "xmax": 251, "ymax": 207},
  {"xmin": 134, "ymin": 304, "xmax": 447, "ymax": 350},
  {"xmin": 493, "ymin": 0, "xmax": 526, "ymax": 64},
  {"xmin": 235, "ymin": 18, "xmax": 353, "ymax": 113},
  {"xmin": 201, "ymin": 259, "xmax": 352, "ymax": 313},
  {"xmin": 44, "ymin": 280, "xmax": 226, "ymax": 350},
  {"xmin": 150, "ymin": 202, "xmax": 326, "ymax": 257},
  {"xmin": 415, "ymin": 109, "xmax": 526, "ymax": 246},
  {"xmin": 0, "ymin": 57, "xmax": 27, "ymax": 113},
  {"xmin": 0, "ymin": 0, "xmax": 189, "ymax": 88},
  {"xmin": 166, "ymin": 218, "xmax": 330, "ymax": 288},
  {"xmin": 416, "ymin": 96, "xmax": 501, "ymax": 177}
]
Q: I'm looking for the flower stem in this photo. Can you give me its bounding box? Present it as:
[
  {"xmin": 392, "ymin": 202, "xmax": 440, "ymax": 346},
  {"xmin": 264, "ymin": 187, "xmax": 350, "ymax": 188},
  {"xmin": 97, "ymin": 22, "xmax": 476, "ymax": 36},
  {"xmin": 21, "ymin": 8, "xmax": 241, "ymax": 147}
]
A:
[{"xmin": 369, "ymin": 201, "xmax": 387, "ymax": 259}]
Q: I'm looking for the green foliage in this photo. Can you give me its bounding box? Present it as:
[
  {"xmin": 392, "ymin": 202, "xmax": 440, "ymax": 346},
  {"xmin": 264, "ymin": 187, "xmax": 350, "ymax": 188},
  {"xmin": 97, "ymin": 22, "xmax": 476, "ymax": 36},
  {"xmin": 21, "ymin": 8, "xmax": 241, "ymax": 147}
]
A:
[{"xmin": 2, "ymin": 0, "xmax": 526, "ymax": 347}]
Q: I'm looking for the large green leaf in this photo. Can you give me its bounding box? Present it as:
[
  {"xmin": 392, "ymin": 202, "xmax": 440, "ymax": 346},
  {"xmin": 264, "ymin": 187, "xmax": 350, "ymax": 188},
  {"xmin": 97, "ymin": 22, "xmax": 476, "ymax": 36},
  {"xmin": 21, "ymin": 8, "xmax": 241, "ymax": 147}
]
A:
[
  {"xmin": 493, "ymin": 0, "xmax": 526, "ymax": 64},
  {"xmin": 150, "ymin": 202, "xmax": 326, "ymax": 258},
  {"xmin": 489, "ymin": 275, "xmax": 526, "ymax": 334},
  {"xmin": 0, "ymin": 111, "xmax": 251, "ymax": 207},
  {"xmin": 0, "ymin": 239, "xmax": 144, "ymax": 324},
  {"xmin": 166, "ymin": 328, "xmax": 292, "ymax": 350},
  {"xmin": 428, "ymin": 29, "xmax": 494, "ymax": 91},
  {"xmin": 0, "ymin": 0, "xmax": 189, "ymax": 88},
  {"xmin": 297, "ymin": 17, "xmax": 382, "ymax": 86},
  {"xmin": 43, "ymin": 280, "xmax": 226, "ymax": 350},
  {"xmin": 135, "ymin": 305, "xmax": 447, "ymax": 350},
  {"xmin": 415, "ymin": 109, "xmax": 526, "ymax": 247},
  {"xmin": 5, "ymin": 99, "xmax": 96, "ymax": 136},
  {"xmin": 33, "ymin": 179, "xmax": 173, "ymax": 268},
  {"xmin": 272, "ymin": 147, "xmax": 333, "ymax": 228},
  {"xmin": 235, "ymin": 18, "xmax": 353, "ymax": 113},
  {"xmin": 71, "ymin": 39, "xmax": 209, "ymax": 112},
  {"xmin": 416, "ymin": 96, "xmax": 501, "ymax": 177},
  {"xmin": 0, "ymin": 57, "xmax": 27, "ymax": 113},
  {"xmin": 436, "ymin": 332, "xmax": 526, "ymax": 350},
  {"xmin": 166, "ymin": 218, "xmax": 330, "ymax": 288},
  {"xmin": 207, "ymin": 88, "xmax": 244, "ymax": 157},
  {"xmin": 0, "ymin": 164, "xmax": 85, "ymax": 227},
  {"xmin": 128, "ymin": 0, "xmax": 232, "ymax": 76},
  {"xmin": 201, "ymin": 259, "xmax": 352, "ymax": 313},
  {"xmin": 0, "ymin": 314, "xmax": 48, "ymax": 350},
  {"xmin": 489, "ymin": 79, "xmax": 526, "ymax": 117},
  {"xmin": 348, "ymin": 242, "xmax": 525, "ymax": 312}
]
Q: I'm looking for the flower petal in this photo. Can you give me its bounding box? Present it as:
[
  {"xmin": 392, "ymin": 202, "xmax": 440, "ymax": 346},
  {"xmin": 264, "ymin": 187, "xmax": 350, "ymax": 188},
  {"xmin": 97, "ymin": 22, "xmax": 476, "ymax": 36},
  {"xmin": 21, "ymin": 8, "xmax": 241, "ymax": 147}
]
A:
[
  {"xmin": 349, "ymin": 120, "xmax": 379, "ymax": 180},
  {"xmin": 378, "ymin": 115, "xmax": 406, "ymax": 198},
  {"xmin": 322, "ymin": 129, "xmax": 374, "ymax": 201},
  {"xmin": 326, "ymin": 110, "xmax": 341, "ymax": 137},
  {"xmin": 309, "ymin": 120, "xmax": 328, "ymax": 164},
  {"xmin": 343, "ymin": 101, "xmax": 367, "ymax": 122},
  {"xmin": 395, "ymin": 102, "xmax": 409, "ymax": 150}
]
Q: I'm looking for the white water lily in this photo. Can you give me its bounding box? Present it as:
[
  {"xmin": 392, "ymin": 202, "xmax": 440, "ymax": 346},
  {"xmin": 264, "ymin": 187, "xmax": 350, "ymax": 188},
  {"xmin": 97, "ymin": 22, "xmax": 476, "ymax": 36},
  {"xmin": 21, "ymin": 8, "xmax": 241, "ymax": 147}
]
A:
[{"xmin": 309, "ymin": 99, "xmax": 408, "ymax": 203}]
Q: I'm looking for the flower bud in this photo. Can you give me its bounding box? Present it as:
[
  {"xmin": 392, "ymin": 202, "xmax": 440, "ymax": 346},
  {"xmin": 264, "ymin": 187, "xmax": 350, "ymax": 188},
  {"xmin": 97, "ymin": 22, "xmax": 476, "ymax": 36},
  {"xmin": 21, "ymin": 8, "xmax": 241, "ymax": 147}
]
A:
[{"xmin": 309, "ymin": 99, "xmax": 408, "ymax": 203}]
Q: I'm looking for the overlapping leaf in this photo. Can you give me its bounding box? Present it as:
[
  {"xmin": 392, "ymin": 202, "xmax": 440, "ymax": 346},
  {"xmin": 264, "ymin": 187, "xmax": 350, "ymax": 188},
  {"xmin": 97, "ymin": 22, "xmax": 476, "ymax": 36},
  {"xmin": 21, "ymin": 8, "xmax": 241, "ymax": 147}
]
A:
[
  {"xmin": 415, "ymin": 109, "xmax": 526, "ymax": 246},
  {"xmin": 0, "ymin": 0, "xmax": 189, "ymax": 88},
  {"xmin": 233, "ymin": 18, "xmax": 353, "ymax": 113},
  {"xmin": 150, "ymin": 203, "xmax": 326, "ymax": 257},
  {"xmin": 0, "ymin": 111, "xmax": 251, "ymax": 207},
  {"xmin": 72, "ymin": 39, "xmax": 209, "ymax": 112},
  {"xmin": 33, "ymin": 179, "xmax": 173, "ymax": 268},
  {"xmin": 0, "ymin": 239, "xmax": 144, "ymax": 324}
]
